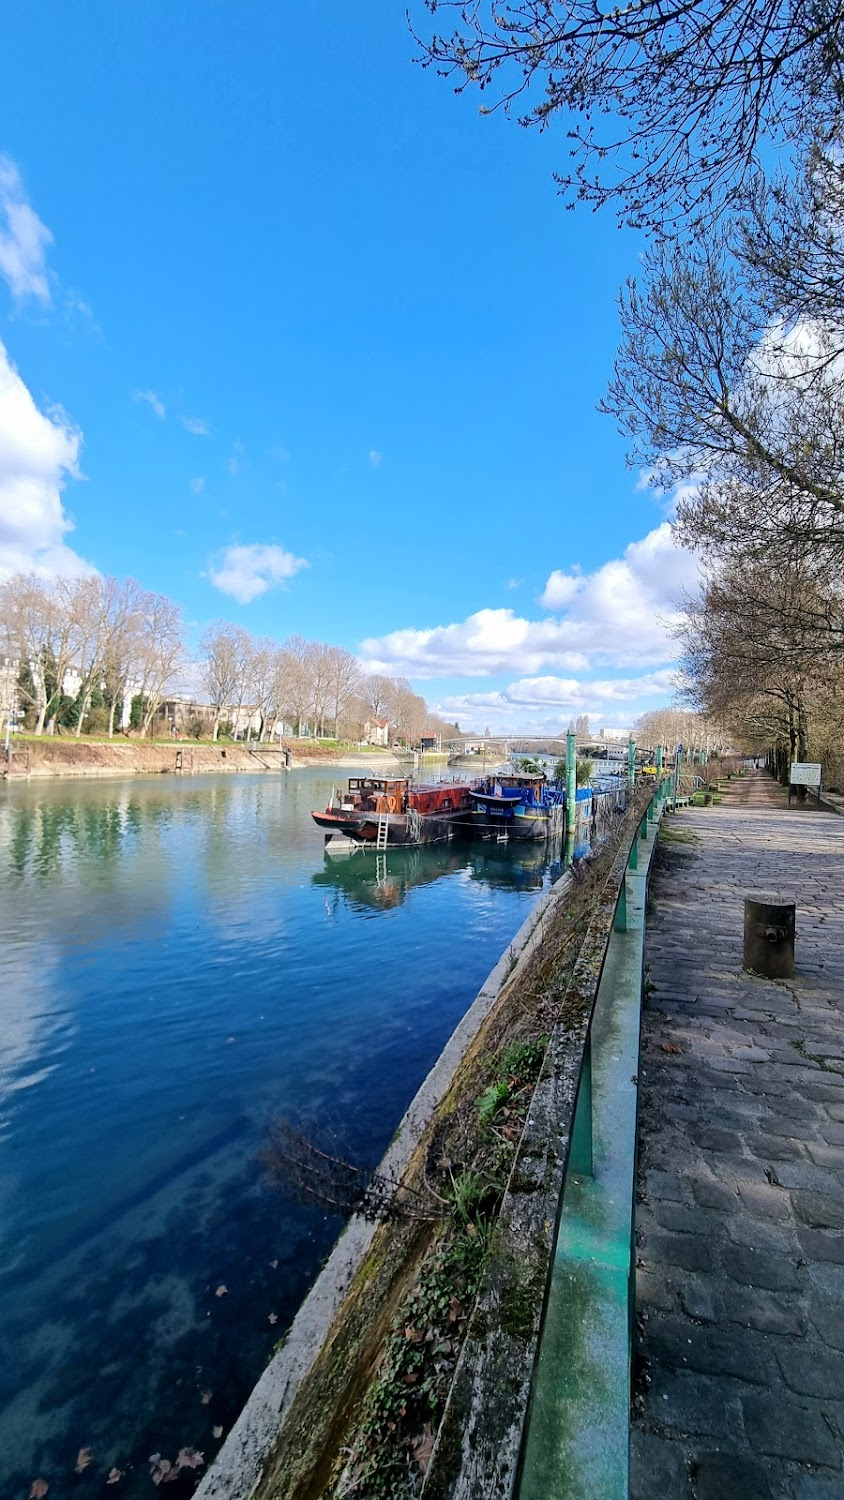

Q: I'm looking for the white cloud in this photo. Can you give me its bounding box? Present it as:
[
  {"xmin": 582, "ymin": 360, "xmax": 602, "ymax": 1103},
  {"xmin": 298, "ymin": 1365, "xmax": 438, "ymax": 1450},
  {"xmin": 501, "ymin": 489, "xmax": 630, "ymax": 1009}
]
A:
[
  {"xmin": 368, "ymin": 449, "xmax": 383, "ymax": 468},
  {"xmin": 505, "ymin": 577, "xmax": 521, "ymax": 591},
  {"xmin": 539, "ymin": 567, "xmax": 583, "ymax": 609},
  {"xmin": 0, "ymin": 156, "xmax": 53, "ymax": 304},
  {"xmin": 361, "ymin": 523, "xmax": 700, "ymax": 678},
  {"xmin": 133, "ymin": 388, "xmax": 166, "ymax": 419},
  {"xmin": 208, "ymin": 542, "xmax": 309, "ymax": 604},
  {"xmin": 181, "ymin": 416, "xmax": 211, "ymax": 436},
  {"xmin": 189, "ymin": 476, "xmax": 205, "ymax": 495},
  {"xmin": 435, "ymin": 668, "xmax": 678, "ymax": 736},
  {"xmin": 0, "ymin": 339, "xmax": 91, "ymax": 578}
]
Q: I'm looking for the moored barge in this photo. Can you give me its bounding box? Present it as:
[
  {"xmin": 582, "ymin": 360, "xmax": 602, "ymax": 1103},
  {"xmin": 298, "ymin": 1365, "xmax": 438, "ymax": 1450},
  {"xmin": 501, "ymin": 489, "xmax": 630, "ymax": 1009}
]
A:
[
  {"xmin": 463, "ymin": 773, "xmax": 592, "ymax": 841},
  {"xmin": 312, "ymin": 776, "xmax": 475, "ymax": 849}
]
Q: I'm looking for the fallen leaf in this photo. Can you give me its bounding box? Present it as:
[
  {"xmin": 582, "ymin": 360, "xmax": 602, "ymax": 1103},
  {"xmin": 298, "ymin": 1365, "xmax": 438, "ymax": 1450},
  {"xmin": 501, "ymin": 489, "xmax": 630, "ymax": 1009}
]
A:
[
  {"xmin": 215, "ymin": 1285, "xmax": 227, "ymax": 1297},
  {"xmin": 661, "ymin": 1042, "xmax": 683, "ymax": 1054},
  {"xmin": 268, "ymin": 1313, "xmax": 278, "ymax": 1325},
  {"xmin": 106, "ymin": 1469, "xmax": 123, "ymax": 1485},
  {"xmin": 75, "ymin": 1448, "xmax": 93, "ymax": 1473},
  {"xmin": 149, "ymin": 1455, "xmax": 173, "ymax": 1487},
  {"xmin": 200, "ymin": 1390, "xmax": 212, "ymax": 1405},
  {"xmin": 403, "ymin": 1325, "xmax": 422, "ymax": 1342},
  {"xmin": 268, "ymin": 1259, "xmax": 278, "ymax": 1270},
  {"xmin": 412, "ymin": 1424, "xmax": 435, "ymax": 1475},
  {"xmin": 175, "ymin": 1448, "xmax": 204, "ymax": 1471},
  {"xmin": 402, "ymin": 1372, "xmax": 419, "ymax": 1385},
  {"xmin": 447, "ymin": 1296, "xmax": 465, "ymax": 1324},
  {"xmin": 212, "ymin": 1426, "xmax": 223, "ymax": 1440},
  {"xmin": 29, "ymin": 1484, "xmax": 49, "ymax": 1500}
]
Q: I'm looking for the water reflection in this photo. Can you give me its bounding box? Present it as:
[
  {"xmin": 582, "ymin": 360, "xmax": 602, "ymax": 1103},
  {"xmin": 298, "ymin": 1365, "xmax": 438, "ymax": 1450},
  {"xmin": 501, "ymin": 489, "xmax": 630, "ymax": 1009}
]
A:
[{"xmin": 311, "ymin": 836, "xmax": 565, "ymax": 912}]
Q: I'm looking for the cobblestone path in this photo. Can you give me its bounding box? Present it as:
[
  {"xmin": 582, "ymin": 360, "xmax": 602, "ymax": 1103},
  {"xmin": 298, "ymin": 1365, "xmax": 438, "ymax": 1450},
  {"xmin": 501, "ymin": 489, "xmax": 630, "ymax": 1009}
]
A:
[{"xmin": 632, "ymin": 772, "xmax": 844, "ymax": 1500}]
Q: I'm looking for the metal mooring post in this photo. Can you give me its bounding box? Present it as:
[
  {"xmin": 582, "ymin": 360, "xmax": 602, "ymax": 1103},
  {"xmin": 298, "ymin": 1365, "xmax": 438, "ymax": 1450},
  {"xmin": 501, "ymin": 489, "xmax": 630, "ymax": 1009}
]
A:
[
  {"xmin": 565, "ymin": 727, "xmax": 577, "ymax": 840},
  {"xmin": 627, "ymin": 738, "xmax": 636, "ymax": 800},
  {"xmin": 743, "ymin": 896, "xmax": 796, "ymax": 979}
]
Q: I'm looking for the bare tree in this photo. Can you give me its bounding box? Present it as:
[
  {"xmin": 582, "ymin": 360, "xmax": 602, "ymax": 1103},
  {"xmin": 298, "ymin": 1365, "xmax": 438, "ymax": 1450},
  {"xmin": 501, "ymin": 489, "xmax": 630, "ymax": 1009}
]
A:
[
  {"xmin": 136, "ymin": 593, "xmax": 185, "ymax": 737},
  {"xmin": 307, "ymin": 642, "xmax": 334, "ymax": 740},
  {"xmin": 0, "ymin": 574, "xmax": 80, "ymax": 733},
  {"xmin": 325, "ymin": 646, "xmax": 361, "ymax": 738},
  {"xmin": 742, "ymin": 137, "xmax": 844, "ymax": 343},
  {"xmin": 680, "ymin": 546, "xmax": 844, "ymax": 770},
  {"xmin": 413, "ymin": 0, "xmax": 844, "ymax": 231},
  {"xmin": 279, "ymin": 634, "xmax": 314, "ymax": 736},
  {"xmin": 635, "ymin": 706, "xmax": 717, "ymax": 752},
  {"xmin": 386, "ymin": 678, "xmax": 428, "ymax": 744},
  {"xmin": 101, "ymin": 578, "xmax": 145, "ymax": 737},
  {"xmin": 362, "ymin": 673, "xmax": 393, "ymax": 720},
  {"xmin": 201, "ymin": 621, "xmax": 243, "ymax": 740},
  {"xmin": 246, "ymin": 637, "xmax": 280, "ymax": 742}
]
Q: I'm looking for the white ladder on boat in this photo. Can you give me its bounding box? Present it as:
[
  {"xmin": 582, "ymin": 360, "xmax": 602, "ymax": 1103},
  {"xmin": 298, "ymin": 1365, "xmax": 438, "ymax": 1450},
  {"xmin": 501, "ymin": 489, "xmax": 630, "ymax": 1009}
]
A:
[{"xmin": 376, "ymin": 813, "xmax": 389, "ymax": 850}]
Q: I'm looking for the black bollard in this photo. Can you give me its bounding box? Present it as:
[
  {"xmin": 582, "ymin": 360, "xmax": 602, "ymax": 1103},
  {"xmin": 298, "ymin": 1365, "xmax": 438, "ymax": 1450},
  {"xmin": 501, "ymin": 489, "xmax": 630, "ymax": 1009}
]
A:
[{"xmin": 743, "ymin": 896, "xmax": 796, "ymax": 979}]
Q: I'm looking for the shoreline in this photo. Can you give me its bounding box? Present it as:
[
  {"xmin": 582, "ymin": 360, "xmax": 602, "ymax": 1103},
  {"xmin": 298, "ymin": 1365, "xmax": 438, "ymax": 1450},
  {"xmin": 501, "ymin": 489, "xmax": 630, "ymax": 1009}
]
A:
[{"xmin": 2, "ymin": 740, "xmax": 417, "ymax": 781}]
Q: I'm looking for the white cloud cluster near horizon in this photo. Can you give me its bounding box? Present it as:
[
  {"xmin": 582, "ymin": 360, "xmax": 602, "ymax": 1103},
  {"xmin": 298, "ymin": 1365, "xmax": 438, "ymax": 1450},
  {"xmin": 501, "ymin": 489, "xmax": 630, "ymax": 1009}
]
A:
[
  {"xmin": 361, "ymin": 523, "xmax": 699, "ymax": 680},
  {"xmin": 208, "ymin": 542, "xmax": 309, "ymax": 605},
  {"xmin": 0, "ymin": 340, "xmax": 92, "ymax": 579},
  {"xmin": 433, "ymin": 667, "xmax": 680, "ymax": 735},
  {"xmin": 0, "ymin": 155, "xmax": 53, "ymax": 305}
]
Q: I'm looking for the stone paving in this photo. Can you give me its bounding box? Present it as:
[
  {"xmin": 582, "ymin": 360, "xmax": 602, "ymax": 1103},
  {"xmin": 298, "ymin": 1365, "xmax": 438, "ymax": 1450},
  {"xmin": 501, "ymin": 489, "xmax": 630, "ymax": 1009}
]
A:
[{"xmin": 632, "ymin": 772, "xmax": 844, "ymax": 1500}]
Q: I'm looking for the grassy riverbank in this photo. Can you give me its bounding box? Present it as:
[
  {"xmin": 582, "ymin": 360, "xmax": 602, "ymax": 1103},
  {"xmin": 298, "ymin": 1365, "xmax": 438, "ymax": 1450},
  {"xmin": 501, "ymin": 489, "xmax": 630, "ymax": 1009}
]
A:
[{"xmin": 3, "ymin": 735, "xmax": 407, "ymax": 779}]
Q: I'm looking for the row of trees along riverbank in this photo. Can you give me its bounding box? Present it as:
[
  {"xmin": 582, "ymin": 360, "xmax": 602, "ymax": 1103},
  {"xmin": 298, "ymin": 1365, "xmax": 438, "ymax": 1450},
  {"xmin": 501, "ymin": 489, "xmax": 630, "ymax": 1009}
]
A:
[{"xmin": 0, "ymin": 573, "xmax": 459, "ymax": 746}]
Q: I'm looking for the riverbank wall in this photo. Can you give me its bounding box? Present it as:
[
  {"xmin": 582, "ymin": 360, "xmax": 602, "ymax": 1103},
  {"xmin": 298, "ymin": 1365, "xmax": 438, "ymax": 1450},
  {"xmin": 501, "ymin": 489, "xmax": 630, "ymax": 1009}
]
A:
[{"xmin": 2, "ymin": 739, "xmax": 410, "ymax": 780}]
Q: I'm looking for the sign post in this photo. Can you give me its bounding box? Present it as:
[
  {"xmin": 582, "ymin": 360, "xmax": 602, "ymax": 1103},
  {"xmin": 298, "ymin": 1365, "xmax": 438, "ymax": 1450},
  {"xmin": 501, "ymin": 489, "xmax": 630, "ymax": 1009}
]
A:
[{"xmin": 789, "ymin": 763, "xmax": 822, "ymax": 807}]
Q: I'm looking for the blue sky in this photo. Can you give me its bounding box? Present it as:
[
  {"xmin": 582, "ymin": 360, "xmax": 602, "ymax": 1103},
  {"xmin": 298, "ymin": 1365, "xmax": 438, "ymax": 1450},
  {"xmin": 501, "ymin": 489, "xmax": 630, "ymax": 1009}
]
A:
[{"xmin": 0, "ymin": 2, "xmax": 697, "ymax": 734}]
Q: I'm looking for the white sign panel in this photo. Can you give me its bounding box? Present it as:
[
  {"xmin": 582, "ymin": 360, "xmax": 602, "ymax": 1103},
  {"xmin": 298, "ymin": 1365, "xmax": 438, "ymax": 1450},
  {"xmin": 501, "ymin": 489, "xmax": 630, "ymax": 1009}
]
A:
[{"xmin": 790, "ymin": 762, "xmax": 822, "ymax": 787}]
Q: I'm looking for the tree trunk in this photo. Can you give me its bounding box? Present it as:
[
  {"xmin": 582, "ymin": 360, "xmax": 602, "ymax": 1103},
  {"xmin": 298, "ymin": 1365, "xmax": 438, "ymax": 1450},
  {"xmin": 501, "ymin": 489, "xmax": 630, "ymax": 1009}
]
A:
[
  {"xmin": 75, "ymin": 688, "xmax": 91, "ymax": 738},
  {"xmin": 141, "ymin": 697, "xmax": 159, "ymax": 738}
]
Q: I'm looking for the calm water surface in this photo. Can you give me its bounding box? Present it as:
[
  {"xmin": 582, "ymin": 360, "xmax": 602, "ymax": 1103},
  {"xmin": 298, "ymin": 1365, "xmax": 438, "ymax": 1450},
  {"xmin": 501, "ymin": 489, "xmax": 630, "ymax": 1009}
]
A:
[{"xmin": 0, "ymin": 768, "xmax": 563, "ymax": 1496}]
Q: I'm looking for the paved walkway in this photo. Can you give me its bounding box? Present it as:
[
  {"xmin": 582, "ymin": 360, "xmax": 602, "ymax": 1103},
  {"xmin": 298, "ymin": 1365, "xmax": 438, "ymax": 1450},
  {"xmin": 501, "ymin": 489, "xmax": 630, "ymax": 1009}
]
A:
[{"xmin": 632, "ymin": 772, "xmax": 844, "ymax": 1500}]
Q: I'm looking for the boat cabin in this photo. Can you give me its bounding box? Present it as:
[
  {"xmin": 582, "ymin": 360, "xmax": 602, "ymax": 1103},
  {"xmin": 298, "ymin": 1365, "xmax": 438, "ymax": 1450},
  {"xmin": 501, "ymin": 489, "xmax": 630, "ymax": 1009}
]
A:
[
  {"xmin": 339, "ymin": 777, "xmax": 410, "ymax": 813},
  {"xmin": 408, "ymin": 783, "xmax": 473, "ymax": 815}
]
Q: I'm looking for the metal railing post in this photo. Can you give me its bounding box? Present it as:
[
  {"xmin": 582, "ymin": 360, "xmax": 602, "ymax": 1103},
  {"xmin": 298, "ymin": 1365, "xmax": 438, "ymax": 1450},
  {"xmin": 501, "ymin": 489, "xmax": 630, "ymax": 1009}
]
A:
[{"xmin": 569, "ymin": 1040, "xmax": 593, "ymax": 1177}]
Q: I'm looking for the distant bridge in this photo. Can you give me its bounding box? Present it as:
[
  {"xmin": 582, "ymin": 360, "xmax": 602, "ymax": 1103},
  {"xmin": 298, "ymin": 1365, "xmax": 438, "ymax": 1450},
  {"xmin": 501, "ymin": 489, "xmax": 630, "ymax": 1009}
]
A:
[{"xmin": 442, "ymin": 735, "xmax": 633, "ymax": 757}]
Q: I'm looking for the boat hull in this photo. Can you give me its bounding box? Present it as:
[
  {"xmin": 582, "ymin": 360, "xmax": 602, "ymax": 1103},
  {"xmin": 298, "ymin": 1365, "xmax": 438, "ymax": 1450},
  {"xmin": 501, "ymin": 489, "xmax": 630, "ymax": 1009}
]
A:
[
  {"xmin": 462, "ymin": 803, "xmax": 566, "ymax": 840},
  {"xmin": 312, "ymin": 808, "xmax": 465, "ymax": 848}
]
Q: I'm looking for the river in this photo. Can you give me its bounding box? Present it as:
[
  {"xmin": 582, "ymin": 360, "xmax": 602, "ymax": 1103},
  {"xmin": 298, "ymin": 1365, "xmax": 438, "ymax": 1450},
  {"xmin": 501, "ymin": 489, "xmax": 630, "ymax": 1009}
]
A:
[{"xmin": 0, "ymin": 768, "xmax": 564, "ymax": 1496}]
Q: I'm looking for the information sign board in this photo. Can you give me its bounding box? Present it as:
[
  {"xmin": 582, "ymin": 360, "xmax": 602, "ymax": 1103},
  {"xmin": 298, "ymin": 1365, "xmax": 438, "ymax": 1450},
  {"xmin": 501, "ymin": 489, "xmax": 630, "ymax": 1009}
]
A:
[{"xmin": 790, "ymin": 763, "xmax": 822, "ymax": 787}]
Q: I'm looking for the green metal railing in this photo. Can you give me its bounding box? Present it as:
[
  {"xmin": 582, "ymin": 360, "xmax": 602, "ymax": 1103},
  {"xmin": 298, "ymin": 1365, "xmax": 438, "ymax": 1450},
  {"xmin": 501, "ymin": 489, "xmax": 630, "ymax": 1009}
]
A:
[{"xmin": 517, "ymin": 774, "xmax": 671, "ymax": 1500}]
